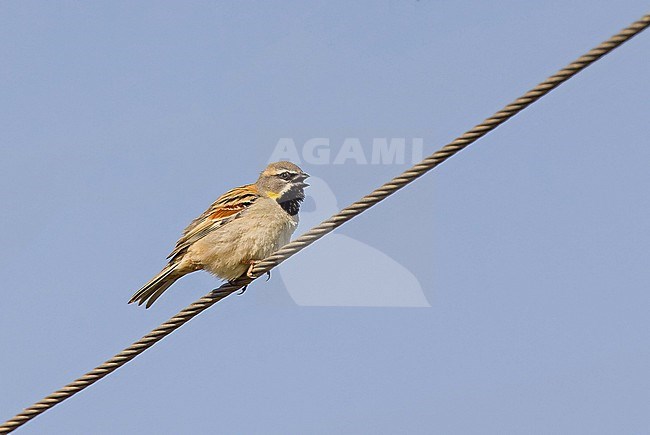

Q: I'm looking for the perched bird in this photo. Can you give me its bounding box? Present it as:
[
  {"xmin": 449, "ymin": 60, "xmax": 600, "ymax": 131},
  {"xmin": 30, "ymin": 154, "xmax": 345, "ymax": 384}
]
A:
[{"xmin": 129, "ymin": 161, "xmax": 309, "ymax": 308}]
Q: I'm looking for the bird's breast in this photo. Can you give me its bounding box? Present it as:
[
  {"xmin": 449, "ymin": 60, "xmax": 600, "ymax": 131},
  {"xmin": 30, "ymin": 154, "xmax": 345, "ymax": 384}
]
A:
[{"xmin": 187, "ymin": 197, "xmax": 298, "ymax": 280}]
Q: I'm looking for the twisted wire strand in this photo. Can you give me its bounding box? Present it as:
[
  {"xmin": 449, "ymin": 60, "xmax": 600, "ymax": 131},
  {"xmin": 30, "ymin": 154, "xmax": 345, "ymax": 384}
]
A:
[{"xmin": 2, "ymin": 13, "xmax": 648, "ymax": 434}]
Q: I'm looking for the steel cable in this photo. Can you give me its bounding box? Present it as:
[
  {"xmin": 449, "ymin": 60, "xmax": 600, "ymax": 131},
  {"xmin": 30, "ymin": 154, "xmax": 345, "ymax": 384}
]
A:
[{"xmin": 1, "ymin": 12, "xmax": 648, "ymax": 434}]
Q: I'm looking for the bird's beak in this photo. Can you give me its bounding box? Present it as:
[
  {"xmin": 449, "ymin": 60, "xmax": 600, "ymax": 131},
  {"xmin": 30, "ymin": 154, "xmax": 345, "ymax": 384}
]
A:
[{"xmin": 295, "ymin": 172, "xmax": 310, "ymax": 187}]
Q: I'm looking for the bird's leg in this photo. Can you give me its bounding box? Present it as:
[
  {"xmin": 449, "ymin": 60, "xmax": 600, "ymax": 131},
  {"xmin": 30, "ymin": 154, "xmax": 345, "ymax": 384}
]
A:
[
  {"xmin": 245, "ymin": 260, "xmax": 259, "ymax": 279},
  {"xmin": 243, "ymin": 260, "xmax": 272, "ymax": 281}
]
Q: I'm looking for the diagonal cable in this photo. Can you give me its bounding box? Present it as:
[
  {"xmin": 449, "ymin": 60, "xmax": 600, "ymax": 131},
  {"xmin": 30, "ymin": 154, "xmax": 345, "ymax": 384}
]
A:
[{"xmin": 1, "ymin": 12, "xmax": 648, "ymax": 434}]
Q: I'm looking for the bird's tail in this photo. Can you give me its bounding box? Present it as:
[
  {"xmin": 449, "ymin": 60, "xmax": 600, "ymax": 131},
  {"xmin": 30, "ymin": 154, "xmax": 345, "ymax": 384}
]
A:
[{"xmin": 129, "ymin": 263, "xmax": 181, "ymax": 308}]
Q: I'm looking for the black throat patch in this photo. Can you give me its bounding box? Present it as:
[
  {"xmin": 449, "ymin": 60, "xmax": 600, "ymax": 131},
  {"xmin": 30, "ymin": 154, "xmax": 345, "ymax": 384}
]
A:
[{"xmin": 278, "ymin": 198, "xmax": 303, "ymax": 216}]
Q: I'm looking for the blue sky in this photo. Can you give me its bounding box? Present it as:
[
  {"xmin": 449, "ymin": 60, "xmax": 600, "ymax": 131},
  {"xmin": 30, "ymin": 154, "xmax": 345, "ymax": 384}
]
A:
[{"xmin": 1, "ymin": 1, "xmax": 649, "ymax": 434}]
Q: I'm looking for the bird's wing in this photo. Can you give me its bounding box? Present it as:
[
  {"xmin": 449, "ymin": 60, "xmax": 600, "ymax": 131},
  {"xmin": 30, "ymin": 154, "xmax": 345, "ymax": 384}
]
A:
[{"xmin": 167, "ymin": 184, "xmax": 260, "ymax": 261}]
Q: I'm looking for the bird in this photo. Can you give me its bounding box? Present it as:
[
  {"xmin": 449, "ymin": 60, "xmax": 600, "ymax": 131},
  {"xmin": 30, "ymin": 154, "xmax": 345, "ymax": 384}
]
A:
[{"xmin": 128, "ymin": 161, "xmax": 309, "ymax": 308}]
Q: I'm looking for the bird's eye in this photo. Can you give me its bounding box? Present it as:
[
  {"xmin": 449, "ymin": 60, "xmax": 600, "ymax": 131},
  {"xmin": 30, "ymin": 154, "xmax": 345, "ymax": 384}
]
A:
[{"xmin": 279, "ymin": 172, "xmax": 293, "ymax": 180}]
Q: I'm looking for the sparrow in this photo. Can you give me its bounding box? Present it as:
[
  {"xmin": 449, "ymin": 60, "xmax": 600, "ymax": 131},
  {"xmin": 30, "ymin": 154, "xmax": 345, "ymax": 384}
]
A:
[{"xmin": 128, "ymin": 161, "xmax": 309, "ymax": 308}]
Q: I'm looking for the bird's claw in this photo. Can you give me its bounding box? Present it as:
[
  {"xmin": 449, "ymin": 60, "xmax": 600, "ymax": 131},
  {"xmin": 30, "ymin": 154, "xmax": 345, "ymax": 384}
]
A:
[
  {"xmin": 246, "ymin": 260, "xmax": 264, "ymax": 279},
  {"xmin": 233, "ymin": 261, "xmax": 271, "ymax": 295}
]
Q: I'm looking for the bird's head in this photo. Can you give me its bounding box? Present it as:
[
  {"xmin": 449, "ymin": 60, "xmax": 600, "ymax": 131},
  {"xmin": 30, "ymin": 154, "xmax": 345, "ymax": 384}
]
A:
[{"xmin": 256, "ymin": 161, "xmax": 310, "ymax": 204}]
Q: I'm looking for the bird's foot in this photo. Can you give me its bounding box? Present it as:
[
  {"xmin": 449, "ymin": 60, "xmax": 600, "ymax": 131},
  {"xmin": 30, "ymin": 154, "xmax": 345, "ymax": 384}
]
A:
[
  {"xmin": 242, "ymin": 260, "xmax": 271, "ymax": 281},
  {"xmin": 245, "ymin": 260, "xmax": 262, "ymax": 279},
  {"xmin": 227, "ymin": 279, "xmax": 248, "ymax": 295}
]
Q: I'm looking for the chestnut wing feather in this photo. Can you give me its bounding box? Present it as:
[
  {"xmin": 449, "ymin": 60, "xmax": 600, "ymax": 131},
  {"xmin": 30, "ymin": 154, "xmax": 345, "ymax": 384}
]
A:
[{"xmin": 167, "ymin": 184, "xmax": 259, "ymax": 261}]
